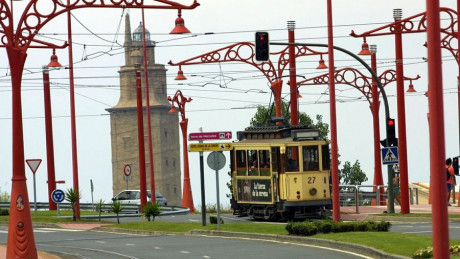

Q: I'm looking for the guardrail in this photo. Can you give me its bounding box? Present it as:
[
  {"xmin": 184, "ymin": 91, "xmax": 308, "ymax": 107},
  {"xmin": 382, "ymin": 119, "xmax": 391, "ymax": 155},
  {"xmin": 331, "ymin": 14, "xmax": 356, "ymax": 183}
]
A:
[
  {"xmin": 0, "ymin": 202, "xmax": 188, "ymax": 216},
  {"xmin": 339, "ymin": 184, "xmax": 419, "ymax": 213}
]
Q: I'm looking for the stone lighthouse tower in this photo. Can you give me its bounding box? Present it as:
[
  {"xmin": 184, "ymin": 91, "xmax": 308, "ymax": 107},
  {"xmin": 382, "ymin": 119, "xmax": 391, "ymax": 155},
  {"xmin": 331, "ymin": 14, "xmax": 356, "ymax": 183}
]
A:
[{"xmin": 106, "ymin": 14, "xmax": 182, "ymax": 206}]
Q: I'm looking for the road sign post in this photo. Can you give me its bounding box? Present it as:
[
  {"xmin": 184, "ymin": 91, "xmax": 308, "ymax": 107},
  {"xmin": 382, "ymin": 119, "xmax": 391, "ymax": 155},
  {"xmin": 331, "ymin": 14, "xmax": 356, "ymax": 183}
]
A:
[
  {"xmin": 207, "ymin": 151, "xmax": 226, "ymax": 229},
  {"xmin": 381, "ymin": 147, "xmax": 399, "ymax": 213},
  {"xmin": 189, "ymin": 131, "xmax": 232, "ymax": 141},
  {"xmin": 189, "ymin": 143, "xmax": 232, "ymax": 152},
  {"xmin": 51, "ymin": 189, "xmax": 65, "ymax": 216},
  {"xmin": 123, "ymin": 164, "xmax": 132, "ymax": 190},
  {"xmin": 26, "ymin": 159, "xmax": 42, "ymax": 216}
]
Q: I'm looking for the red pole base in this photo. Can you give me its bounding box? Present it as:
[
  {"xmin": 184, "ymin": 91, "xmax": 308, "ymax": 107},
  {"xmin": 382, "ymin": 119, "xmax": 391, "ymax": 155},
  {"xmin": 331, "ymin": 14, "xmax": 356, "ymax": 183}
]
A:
[
  {"xmin": 7, "ymin": 179, "xmax": 37, "ymax": 259},
  {"xmin": 182, "ymin": 178, "xmax": 195, "ymax": 213}
]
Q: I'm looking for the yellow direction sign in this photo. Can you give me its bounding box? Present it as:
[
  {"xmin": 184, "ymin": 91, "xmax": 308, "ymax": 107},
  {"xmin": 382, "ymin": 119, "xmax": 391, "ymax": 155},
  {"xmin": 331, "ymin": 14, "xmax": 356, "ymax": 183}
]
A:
[{"xmin": 188, "ymin": 142, "xmax": 233, "ymax": 152}]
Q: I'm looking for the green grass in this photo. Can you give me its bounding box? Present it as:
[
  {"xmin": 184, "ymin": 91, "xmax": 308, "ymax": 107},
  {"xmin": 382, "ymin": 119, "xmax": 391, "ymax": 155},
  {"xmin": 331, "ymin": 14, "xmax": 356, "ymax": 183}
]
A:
[
  {"xmin": 0, "ymin": 210, "xmax": 113, "ymax": 223},
  {"xmin": 106, "ymin": 221, "xmax": 288, "ymax": 235}
]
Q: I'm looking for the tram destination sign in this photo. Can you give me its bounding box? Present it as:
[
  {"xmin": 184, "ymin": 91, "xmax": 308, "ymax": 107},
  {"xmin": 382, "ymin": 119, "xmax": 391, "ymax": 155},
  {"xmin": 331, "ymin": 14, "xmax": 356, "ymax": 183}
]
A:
[
  {"xmin": 189, "ymin": 131, "xmax": 232, "ymax": 141},
  {"xmin": 189, "ymin": 143, "xmax": 233, "ymax": 152}
]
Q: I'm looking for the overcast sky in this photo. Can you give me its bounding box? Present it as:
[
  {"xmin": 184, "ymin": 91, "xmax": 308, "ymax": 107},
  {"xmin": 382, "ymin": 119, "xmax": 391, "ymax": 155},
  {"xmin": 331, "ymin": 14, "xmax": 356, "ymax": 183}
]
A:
[{"xmin": 0, "ymin": 0, "xmax": 457, "ymax": 207}]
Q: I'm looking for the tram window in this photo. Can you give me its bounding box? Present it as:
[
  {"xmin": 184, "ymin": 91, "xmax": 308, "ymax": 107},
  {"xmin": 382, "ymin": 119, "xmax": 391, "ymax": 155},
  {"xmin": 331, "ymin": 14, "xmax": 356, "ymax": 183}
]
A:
[
  {"xmin": 259, "ymin": 150, "xmax": 270, "ymax": 176},
  {"xmin": 270, "ymin": 147, "xmax": 279, "ymax": 172},
  {"xmin": 236, "ymin": 150, "xmax": 247, "ymax": 176},
  {"xmin": 285, "ymin": 146, "xmax": 299, "ymax": 172},
  {"xmin": 302, "ymin": 146, "xmax": 319, "ymax": 171},
  {"xmin": 248, "ymin": 150, "xmax": 259, "ymax": 176},
  {"xmin": 322, "ymin": 144, "xmax": 331, "ymax": 170}
]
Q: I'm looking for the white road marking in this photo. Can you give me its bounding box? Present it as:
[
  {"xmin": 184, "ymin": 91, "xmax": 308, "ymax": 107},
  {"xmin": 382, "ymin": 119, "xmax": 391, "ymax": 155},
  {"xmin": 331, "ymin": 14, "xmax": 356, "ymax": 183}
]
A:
[
  {"xmin": 37, "ymin": 228, "xmax": 84, "ymax": 232},
  {"xmin": 180, "ymin": 251, "xmax": 190, "ymax": 254}
]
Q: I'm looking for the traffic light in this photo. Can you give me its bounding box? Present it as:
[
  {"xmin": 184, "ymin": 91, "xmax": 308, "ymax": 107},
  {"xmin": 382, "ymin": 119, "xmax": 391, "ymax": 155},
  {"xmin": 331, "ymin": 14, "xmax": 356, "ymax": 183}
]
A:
[
  {"xmin": 380, "ymin": 118, "xmax": 398, "ymax": 147},
  {"xmin": 255, "ymin": 31, "xmax": 269, "ymax": 62},
  {"xmin": 453, "ymin": 156, "xmax": 459, "ymax": 175}
]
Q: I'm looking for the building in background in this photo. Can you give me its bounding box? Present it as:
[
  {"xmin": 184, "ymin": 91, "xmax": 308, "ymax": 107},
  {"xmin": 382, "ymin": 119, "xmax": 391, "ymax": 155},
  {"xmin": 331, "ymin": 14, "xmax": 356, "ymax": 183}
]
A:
[{"xmin": 106, "ymin": 14, "xmax": 181, "ymax": 205}]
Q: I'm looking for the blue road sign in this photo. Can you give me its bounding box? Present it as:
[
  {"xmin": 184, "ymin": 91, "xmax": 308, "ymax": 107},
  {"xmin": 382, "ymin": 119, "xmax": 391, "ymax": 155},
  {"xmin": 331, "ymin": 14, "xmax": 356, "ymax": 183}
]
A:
[
  {"xmin": 381, "ymin": 147, "xmax": 399, "ymax": 165},
  {"xmin": 51, "ymin": 189, "xmax": 65, "ymax": 203}
]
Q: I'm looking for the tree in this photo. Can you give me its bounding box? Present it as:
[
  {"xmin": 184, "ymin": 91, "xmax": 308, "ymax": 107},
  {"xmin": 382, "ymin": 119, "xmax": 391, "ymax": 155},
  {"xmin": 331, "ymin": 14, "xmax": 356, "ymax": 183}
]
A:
[
  {"xmin": 249, "ymin": 101, "xmax": 329, "ymax": 140},
  {"xmin": 339, "ymin": 160, "xmax": 368, "ymax": 186},
  {"xmin": 111, "ymin": 201, "xmax": 123, "ymax": 224},
  {"xmin": 65, "ymin": 188, "xmax": 81, "ymax": 221},
  {"xmin": 96, "ymin": 199, "xmax": 105, "ymax": 222}
]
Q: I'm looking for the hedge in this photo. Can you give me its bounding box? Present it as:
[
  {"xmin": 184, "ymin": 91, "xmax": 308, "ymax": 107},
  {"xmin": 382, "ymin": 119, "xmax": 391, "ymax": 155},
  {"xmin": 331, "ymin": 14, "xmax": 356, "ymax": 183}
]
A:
[{"xmin": 286, "ymin": 220, "xmax": 391, "ymax": 236}]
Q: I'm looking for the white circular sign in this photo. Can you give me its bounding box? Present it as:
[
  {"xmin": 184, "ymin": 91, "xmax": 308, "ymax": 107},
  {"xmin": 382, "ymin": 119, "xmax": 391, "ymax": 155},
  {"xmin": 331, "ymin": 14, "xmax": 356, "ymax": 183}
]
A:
[
  {"xmin": 207, "ymin": 151, "xmax": 226, "ymax": 171},
  {"xmin": 124, "ymin": 164, "xmax": 132, "ymax": 177}
]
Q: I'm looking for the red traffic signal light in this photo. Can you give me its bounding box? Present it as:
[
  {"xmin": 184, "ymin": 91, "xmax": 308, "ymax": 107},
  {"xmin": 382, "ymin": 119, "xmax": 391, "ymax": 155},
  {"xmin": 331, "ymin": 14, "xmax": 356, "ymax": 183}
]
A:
[
  {"xmin": 255, "ymin": 31, "xmax": 269, "ymax": 62},
  {"xmin": 387, "ymin": 119, "xmax": 395, "ymax": 127},
  {"xmin": 382, "ymin": 118, "xmax": 397, "ymax": 147}
]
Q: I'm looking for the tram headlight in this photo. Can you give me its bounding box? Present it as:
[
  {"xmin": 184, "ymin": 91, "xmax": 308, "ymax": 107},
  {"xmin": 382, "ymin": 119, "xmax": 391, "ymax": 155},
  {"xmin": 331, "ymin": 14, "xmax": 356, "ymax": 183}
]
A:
[{"xmin": 309, "ymin": 188, "xmax": 317, "ymax": 195}]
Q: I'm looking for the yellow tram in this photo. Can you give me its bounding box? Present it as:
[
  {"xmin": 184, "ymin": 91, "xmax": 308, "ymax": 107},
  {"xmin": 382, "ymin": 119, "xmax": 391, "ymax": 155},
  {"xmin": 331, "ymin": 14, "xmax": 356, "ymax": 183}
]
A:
[{"xmin": 230, "ymin": 123, "xmax": 332, "ymax": 220}]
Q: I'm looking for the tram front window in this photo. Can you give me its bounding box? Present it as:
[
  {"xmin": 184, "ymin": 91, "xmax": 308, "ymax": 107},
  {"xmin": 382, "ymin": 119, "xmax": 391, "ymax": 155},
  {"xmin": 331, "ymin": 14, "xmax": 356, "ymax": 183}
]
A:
[
  {"xmin": 303, "ymin": 145, "xmax": 319, "ymax": 171},
  {"xmin": 285, "ymin": 146, "xmax": 299, "ymax": 172},
  {"xmin": 236, "ymin": 150, "xmax": 247, "ymax": 176}
]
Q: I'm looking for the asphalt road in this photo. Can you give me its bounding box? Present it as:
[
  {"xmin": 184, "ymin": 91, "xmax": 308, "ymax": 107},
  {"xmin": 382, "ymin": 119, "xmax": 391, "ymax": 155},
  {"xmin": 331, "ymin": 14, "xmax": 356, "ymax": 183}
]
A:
[{"xmin": 0, "ymin": 226, "xmax": 369, "ymax": 258}]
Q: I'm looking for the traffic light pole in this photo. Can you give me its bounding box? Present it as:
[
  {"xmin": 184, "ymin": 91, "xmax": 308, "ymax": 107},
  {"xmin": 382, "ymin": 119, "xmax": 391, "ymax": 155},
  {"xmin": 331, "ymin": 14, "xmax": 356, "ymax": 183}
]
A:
[{"xmin": 271, "ymin": 42, "xmax": 395, "ymax": 212}]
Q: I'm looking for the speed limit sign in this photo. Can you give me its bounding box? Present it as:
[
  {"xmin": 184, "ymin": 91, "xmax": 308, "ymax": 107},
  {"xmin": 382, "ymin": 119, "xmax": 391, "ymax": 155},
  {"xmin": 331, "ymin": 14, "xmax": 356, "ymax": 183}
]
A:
[{"xmin": 123, "ymin": 164, "xmax": 132, "ymax": 177}]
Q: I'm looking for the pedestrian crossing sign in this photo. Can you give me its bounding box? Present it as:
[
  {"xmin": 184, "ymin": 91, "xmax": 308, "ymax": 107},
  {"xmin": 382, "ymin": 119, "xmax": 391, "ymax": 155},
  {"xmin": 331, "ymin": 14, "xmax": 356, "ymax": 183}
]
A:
[{"xmin": 381, "ymin": 147, "xmax": 399, "ymax": 165}]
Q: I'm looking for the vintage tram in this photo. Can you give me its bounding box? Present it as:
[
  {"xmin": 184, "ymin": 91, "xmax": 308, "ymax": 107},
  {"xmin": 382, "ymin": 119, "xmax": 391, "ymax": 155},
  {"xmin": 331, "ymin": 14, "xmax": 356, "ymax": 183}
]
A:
[{"xmin": 230, "ymin": 123, "xmax": 332, "ymax": 220}]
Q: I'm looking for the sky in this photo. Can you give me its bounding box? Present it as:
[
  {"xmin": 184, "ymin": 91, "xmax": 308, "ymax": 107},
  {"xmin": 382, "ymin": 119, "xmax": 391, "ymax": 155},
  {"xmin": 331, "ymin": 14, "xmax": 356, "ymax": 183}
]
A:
[{"xmin": 0, "ymin": 0, "xmax": 458, "ymax": 208}]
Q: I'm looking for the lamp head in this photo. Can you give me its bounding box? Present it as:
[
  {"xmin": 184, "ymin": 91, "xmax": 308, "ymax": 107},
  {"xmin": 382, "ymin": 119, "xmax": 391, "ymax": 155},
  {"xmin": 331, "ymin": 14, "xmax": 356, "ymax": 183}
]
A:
[
  {"xmin": 175, "ymin": 66, "xmax": 187, "ymax": 80},
  {"xmin": 168, "ymin": 105, "xmax": 178, "ymax": 113},
  {"xmin": 316, "ymin": 55, "xmax": 328, "ymax": 69},
  {"xmin": 407, "ymin": 80, "xmax": 416, "ymax": 93},
  {"xmin": 170, "ymin": 10, "xmax": 191, "ymax": 34},
  {"xmin": 47, "ymin": 49, "xmax": 63, "ymax": 68},
  {"xmin": 358, "ymin": 40, "xmax": 372, "ymax": 55}
]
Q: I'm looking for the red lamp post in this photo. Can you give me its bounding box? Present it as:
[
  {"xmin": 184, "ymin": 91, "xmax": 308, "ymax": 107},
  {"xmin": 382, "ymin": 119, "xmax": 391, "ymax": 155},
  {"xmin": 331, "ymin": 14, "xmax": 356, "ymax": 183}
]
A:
[
  {"xmin": 326, "ymin": 0, "xmax": 340, "ymax": 222},
  {"xmin": 350, "ymin": 7, "xmax": 460, "ymax": 215},
  {"xmin": 140, "ymin": 7, "xmax": 193, "ymax": 205},
  {"xmin": 0, "ymin": 2, "xmax": 199, "ymax": 257},
  {"xmin": 288, "ymin": 21, "xmax": 299, "ymax": 126},
  {"xmin": 426, "ymin": 1, "xmax": 449, "ymax": 257},
  {"xmin": 167, "ymin": 90, "xmax": 194, "ymax": 212},
  {"xmin": 42, "ymin": 50, "xmax": 64, "ymax": 211}
]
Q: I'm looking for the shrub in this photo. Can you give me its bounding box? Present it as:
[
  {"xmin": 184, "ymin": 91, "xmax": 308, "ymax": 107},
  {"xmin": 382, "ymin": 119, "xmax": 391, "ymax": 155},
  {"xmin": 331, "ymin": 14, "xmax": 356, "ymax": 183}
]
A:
[
  {"xmin": 286, "ymin": 220, "xmax": 391, "ymax": 236},
  {"xmin": 209, "ymin": 215, "xmax": 224, "ymax": 224},
  {"xmin": 377, "ymin": 221, "xmax": 392, "ymax": 231},
  {"xmin": 144, "ymin": 202, "xmax": 162, "ymax": 222},
  {"xmin": 0, "ymin": 209, "xmax": 9, "ymax": 216}
]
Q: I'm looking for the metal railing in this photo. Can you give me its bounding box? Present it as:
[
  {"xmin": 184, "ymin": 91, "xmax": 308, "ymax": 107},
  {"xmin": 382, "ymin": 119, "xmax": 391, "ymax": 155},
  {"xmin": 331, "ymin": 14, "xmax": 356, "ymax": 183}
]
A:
[
  {"xmin": 0, "ymin": 202, "xmax": 188, "ymax": 216},
  {"xmin": 339, "ymin": 184, "xmax": 419, "ymax": 213}
]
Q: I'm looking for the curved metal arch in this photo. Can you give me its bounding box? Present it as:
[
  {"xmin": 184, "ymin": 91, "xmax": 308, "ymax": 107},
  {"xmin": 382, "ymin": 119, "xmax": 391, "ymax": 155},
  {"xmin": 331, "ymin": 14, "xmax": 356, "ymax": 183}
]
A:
[
  {"xmin": 297, "ymin": 67, "xmax": 420, "ymax": 104},
  {"xmin": 0, "ymin": 0, "xmax": 199, "ymax": 50},
  {"xmin": 274, "ymin": 45, "xmax": 328, "ymax": 78},
  {"xmin": 350, "ymin": 7, "xmax": 457, "ymax": 38},
  {"xmin": 440, "ymin": 33, "xmax": 460, "ymax": 65},
  {"xmin": 298, "ymin": 67, "xmax": 373, "ymax": 104},
  {"xmin": 169, "ymin": 42, "xmax": 278, "ymax": 82}
]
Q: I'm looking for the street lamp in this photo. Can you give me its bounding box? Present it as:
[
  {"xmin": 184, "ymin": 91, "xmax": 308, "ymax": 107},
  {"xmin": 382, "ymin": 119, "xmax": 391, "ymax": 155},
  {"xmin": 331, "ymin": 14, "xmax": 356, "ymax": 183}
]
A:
[
  {"xmin": 167, "ymin": 90, "xmax": 194, "ymax": 213},
  {"xmin": 131, "ymin": 49, "xmax": 148, "ymax": 211},
  {"xmin": 42, "ymin": 49, "xmax": 63, "ymax": 211},
  {"xmin": 316, "ymin": 54, "xmax": 328, "ymax": 69}
]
